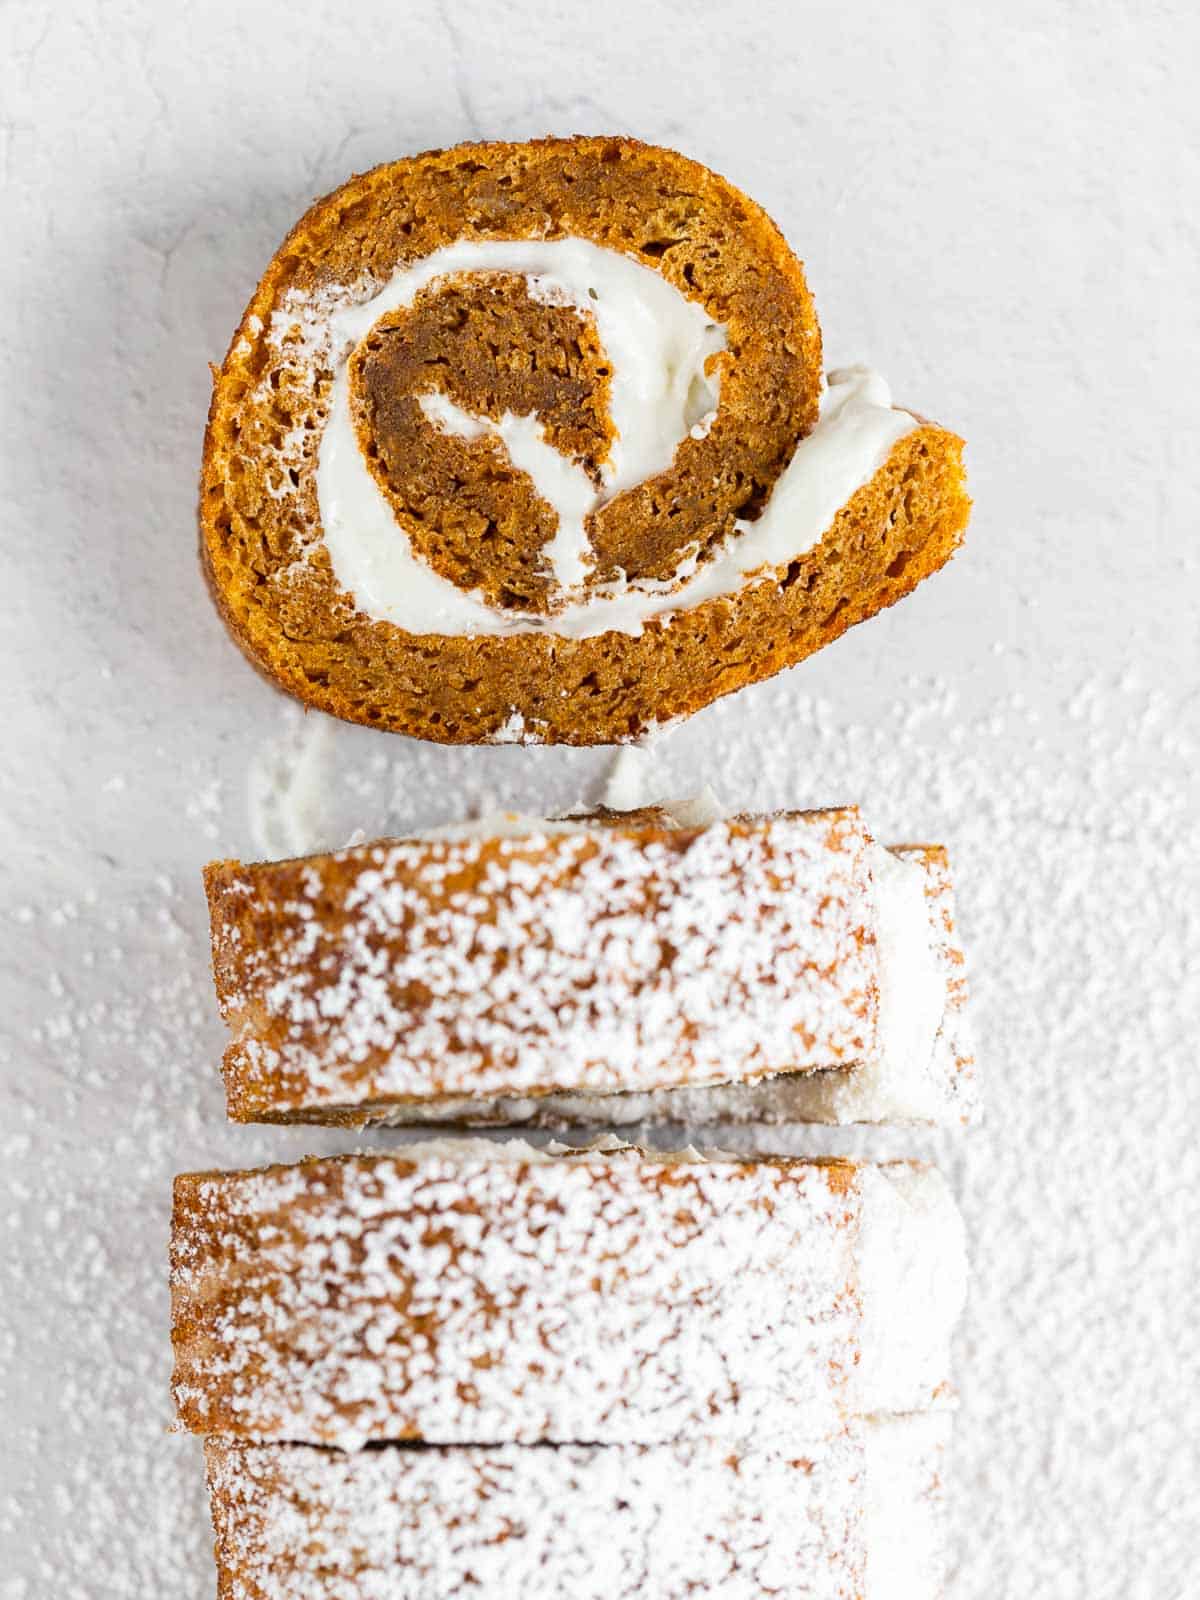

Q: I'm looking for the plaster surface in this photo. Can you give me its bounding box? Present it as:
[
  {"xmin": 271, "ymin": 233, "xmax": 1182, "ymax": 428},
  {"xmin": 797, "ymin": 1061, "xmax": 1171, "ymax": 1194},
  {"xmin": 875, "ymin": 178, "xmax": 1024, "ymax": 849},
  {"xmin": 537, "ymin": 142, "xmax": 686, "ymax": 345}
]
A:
[{"xmin": 2, "ymin": 3, "xmax": 1197, "ymax": 1594}]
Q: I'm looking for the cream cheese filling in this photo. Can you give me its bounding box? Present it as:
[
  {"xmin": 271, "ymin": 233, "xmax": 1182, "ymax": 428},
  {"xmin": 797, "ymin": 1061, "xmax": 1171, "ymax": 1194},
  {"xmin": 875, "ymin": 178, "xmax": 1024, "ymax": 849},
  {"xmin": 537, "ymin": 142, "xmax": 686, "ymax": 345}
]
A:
[{"xmin": 314, "ymin": 238, "xmax": 918, "ymax": 638}]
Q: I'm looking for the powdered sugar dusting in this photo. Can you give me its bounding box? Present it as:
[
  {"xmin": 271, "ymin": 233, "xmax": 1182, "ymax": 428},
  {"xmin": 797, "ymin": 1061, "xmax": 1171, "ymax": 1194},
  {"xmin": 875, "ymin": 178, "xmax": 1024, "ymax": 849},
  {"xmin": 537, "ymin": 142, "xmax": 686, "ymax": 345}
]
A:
[
  {"xmin": 405, "ymin": 837, "xmax": 976, "ymax": 1130},
  {"xmin": 206, "ymin": 811, "xmax": 879, "ymax": 1118},
  {"xmin": 7, "ymin": 653, "xmax": 1197, "ymax": 1597},
  {"xmin": 170, "ymin": 1147, "xmax": 961, "ymax": 1450},
  {"xmin": 203, "ymin": 1423, "xmax": 935, "ymax": 1600}
]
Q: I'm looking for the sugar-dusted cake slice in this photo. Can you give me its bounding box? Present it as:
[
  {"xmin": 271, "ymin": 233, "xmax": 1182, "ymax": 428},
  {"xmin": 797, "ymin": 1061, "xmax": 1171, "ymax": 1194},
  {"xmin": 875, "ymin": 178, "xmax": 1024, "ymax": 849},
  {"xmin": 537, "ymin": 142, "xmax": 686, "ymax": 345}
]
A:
[
  {"xmin": 490, "ymin": 841, "xmax": 977, "ymax": 1129},
  {"xmin": 171, "ymin": 1141, "xmax": 966, "ymax": 1449},
  {"xmin": 204, "ymin": 803, "xmax": 976, "ymax": 1128},
  {"xmin": 204, "ymin": 805, "xmax": 881, "ymax": 1124}
]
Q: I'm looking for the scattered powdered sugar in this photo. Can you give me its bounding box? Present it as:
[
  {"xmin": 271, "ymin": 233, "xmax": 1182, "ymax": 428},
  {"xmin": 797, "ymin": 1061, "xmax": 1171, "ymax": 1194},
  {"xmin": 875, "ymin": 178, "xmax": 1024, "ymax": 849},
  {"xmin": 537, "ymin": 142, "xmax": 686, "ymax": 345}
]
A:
[
  {"xmin": 184, "ymin": 776, "xmax": 225, "ymax": 842},
  {"xmin": 5, "ymin": 658, "xmax": 1198, "ymax": 1597},
  {"xmin": 203, "ymin": 1415, "xmax": 949, "ymax": 1600},
  {"xmin": 170, "ymin": 1148, "xmax": 960, "ymax": 1450}
]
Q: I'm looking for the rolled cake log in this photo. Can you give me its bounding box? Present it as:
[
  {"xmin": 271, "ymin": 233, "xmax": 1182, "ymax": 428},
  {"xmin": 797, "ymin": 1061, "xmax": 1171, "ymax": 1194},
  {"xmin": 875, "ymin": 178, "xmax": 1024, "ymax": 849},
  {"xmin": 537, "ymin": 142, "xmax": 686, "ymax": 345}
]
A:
[
  {"xmin": 203, "ymin": 805, "xmax": 975, "ymax": 1128},
  {"xmin": 200, "ymin": 136, "xmax": 970, "ymax": 744},
  {"xmin": 170, "ymin": 1142, "xmax": 966, "ymax": 1449},
  {"xmin": 204, "ymin": 1413, "xmax": 951, "ymax": 1600}
]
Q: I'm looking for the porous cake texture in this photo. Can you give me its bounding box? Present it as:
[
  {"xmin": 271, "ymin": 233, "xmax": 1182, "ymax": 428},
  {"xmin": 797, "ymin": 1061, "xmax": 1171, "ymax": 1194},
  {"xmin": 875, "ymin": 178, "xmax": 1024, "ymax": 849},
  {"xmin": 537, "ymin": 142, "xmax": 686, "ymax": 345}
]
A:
[{"xmin": 200, "ymin": 136, "xmax": 969, "ymax": 743}]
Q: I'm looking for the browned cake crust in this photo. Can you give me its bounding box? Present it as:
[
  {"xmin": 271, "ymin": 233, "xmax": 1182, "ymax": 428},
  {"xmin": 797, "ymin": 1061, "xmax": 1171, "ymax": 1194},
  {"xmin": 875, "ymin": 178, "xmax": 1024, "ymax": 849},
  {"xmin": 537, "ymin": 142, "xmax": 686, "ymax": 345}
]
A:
[
  {"xmin": 203, "ymin": 808, "xmax": 878, "ymax": 1124},
  {"xmin": 199, "ymin": 134, "xmax": 969, "ymax": 744}
]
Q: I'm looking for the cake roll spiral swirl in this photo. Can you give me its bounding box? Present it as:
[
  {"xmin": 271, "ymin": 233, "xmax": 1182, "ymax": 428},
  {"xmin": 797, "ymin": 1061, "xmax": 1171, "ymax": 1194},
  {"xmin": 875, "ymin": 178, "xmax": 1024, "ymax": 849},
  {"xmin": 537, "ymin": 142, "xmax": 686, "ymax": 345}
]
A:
[{"xmin": 202, "ymin": 137, "xmax": 969, "ymax": 743}]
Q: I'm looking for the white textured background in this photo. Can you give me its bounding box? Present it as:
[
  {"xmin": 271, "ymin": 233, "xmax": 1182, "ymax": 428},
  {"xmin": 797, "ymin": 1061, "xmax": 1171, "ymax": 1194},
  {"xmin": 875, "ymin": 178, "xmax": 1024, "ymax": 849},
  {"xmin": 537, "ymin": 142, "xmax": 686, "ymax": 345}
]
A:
[{"xmin": 2, "ymin": 2, "xmax": 1198, "ymax": 1595}]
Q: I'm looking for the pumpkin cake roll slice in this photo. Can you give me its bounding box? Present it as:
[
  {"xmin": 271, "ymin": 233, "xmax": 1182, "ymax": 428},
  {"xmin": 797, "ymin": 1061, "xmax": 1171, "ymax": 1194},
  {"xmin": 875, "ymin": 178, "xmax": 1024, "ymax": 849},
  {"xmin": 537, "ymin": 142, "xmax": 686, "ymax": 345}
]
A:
[
  {"xmin": 203, "ymin": 801, "xmax": 976, "ymax": 1128},
  {"xmin": 170, "ymin": 1142, "xmax": 966, "ymax": 1450},
  {"xmin": 201, "ymin": 135, "xmax": 970, "ymax": 745},
  {"xmin": 203, "ymin": 1413, "xmax": 952, "ymax": 1600}
]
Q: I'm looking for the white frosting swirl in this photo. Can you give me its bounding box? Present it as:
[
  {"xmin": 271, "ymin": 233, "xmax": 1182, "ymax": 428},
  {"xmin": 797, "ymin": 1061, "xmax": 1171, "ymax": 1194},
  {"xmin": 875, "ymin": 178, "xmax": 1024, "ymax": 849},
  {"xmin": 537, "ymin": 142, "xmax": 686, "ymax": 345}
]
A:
[{"xmin": 314, "ymin": 238, "xmax": 918, "ymax": 639}]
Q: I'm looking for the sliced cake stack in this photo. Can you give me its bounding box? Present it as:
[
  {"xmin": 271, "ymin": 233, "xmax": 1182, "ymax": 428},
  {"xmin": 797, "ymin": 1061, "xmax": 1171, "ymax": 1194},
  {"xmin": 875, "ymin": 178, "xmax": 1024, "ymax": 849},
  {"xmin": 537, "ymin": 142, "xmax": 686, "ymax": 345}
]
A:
[
  {"xmin": 174, "ymin": 798, "xmax": 976, "ymax": 1597},
  {"xmin": 173, "ymin": 1141, "xmax": 965, "ymax": 1598}
]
